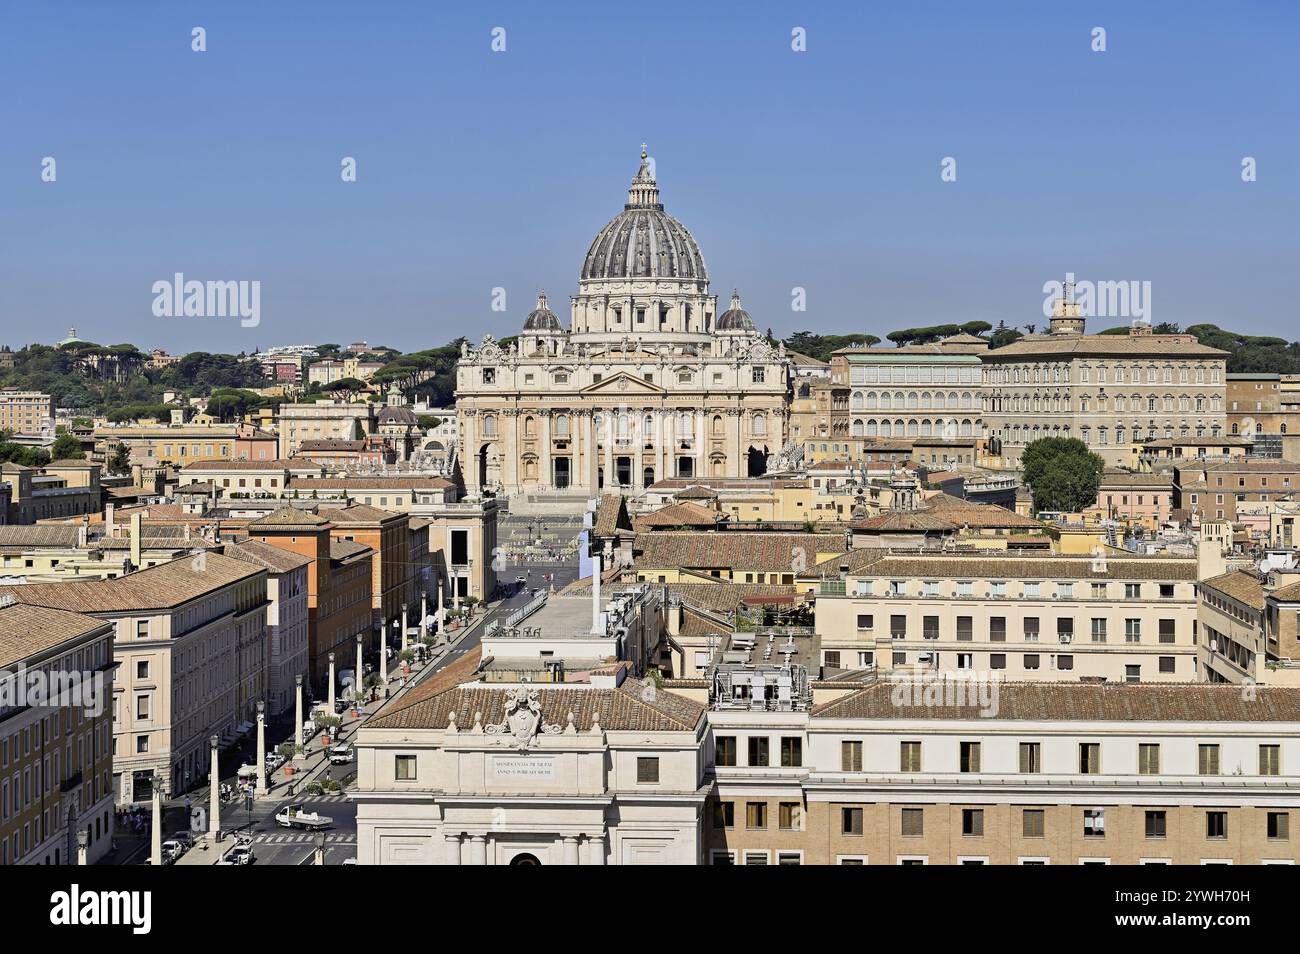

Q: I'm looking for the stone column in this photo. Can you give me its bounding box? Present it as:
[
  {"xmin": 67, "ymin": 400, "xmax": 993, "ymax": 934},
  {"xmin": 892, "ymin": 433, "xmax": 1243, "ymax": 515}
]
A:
[
  {"xmin": 380, "ymin": 621, "xmax": 389, "ymax": 685},
  {"xmin": 150, "ymin": 775, "xmax": 163, "ymax": 866},
  {"xmin": 327, "ymin": 653, "xmax": 336, "ymax": 714},
  {"xmin": 208, "ymin": 735, "xmax": 221, "ymax": 842},
  {"xmin": 294, "ymin": 675, "xmax": 304, "ymax": 756},
  {"xmin": 400, "ymin": 605, "xmax": 409, "ymax": 654},
  {"xmin": 445, "ymin": 833, "xmax": 463, "ymax": 865},
  {"xmin": 469, "ymin": 834, "xmax": 488, "ymax": 865},
  {"xmin": 435, "ymin": 578, "xmax": 444, "ymax": 630},
  {"xmin": 587, "ymin": 833, "xmax": 606, "ymax": 866},
  {"xmin": 562, "ymin": 835, "xmax": 581, "ymax": 865},
  {"xmin": 255, "ymin": 701, "xmax": 268, "ymax": 796},
  {"xmin": 355, "ymin": 635, "xmax": 364, "ymax": 703},
  {"xmin": 540, "ymin": 411, "xmax": 552, "ymax": 490}
]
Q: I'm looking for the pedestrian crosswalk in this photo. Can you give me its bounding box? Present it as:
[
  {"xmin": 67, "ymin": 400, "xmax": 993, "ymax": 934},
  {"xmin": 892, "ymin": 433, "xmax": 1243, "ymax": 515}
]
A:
[
  {"xmin": 252, "ymin": 832, "xmax": 357, "ymax": 845},
  {"xmin": 278, "ymin": 793, "xmax": 351, "ymax": 803}
]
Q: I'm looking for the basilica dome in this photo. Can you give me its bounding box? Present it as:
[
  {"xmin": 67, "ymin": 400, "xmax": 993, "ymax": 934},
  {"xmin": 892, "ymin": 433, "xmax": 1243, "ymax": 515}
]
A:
[
  {"xmin": 522, "ymin": 291, "xmax": 562, "ymax": 331},
  {"xmin": 715, "ymin": 291, "xmax": 754, "ymax": 332},
  {"xmin": 580, "ymin": 147, "xmax": 709, "ymax": 282}
]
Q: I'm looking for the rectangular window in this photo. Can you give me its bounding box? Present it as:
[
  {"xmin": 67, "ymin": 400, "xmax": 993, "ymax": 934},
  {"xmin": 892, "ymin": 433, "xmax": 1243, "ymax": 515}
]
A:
[
  {"xmin": 890, "ymin": 615, "xmax": 907, "ymax": 639},
  {"xmin": 956, "ymin": 617, "xmax": 973, "ymax": 641},
  {"xmin": 1260, "ymin": 744, "xmax": 1281, "ymax": 776},
  {"xmin": 713, "ymin": 801, "xmax": 734, "ymax": 829},
  {"xmin": 1019, "ymin": 742, "xmax": 1041, "ymax": 773},
  {"xmin": 1079, "ymin": 743, "xmax": 1100, "ymax": 774},
  {"xmin": 715, "ymin": 737, "xmax": 737, "ymax": 767},
  {"xmin": 1138, "ymin": 743, "xmax": 1161, "ymax": 775},
  {"xmin": 1091, "ymin": 618, "xmax": 1107, "ymax": 642},
  {"xmin": 1206, "ymin": 811, "xmax": 1227, "ymax": 839},
  {"xmin": 748, "ymin": 737, "xmax": 770, "ymax": 767},
  {"xmin": 989, "ymin": 617, "xmax": 1006, "ymax": 641},
  {"xmin": 900, "ymin": 741, "xmax": 922, "ymax": 773},
  {"xmin": 1145, "ymin": 810, "xmax": 1167, "ymax": 838},
  {"xmin": 1022, "ymin": 809, "xmax": 1045, "ymax": 838},
  {"xmin": 923, "ymin": 615, "xmax": 940, "ymax": 640},
  {"xmin": 1198, "ymin": 744, "xmax": 1220, "ymax": 776},
  {"xmin": 962, "ymin": 808, "xmax": 984, "ymax": 836},
  {"xmin": 636, "ymin": 757, "xmax": 660, "ymax": 783},
  {"xmin": 779, "ymin": 802, "xmax": 803, "ymax": 831},
  {"xmin": 780, "ymin": 737, "xmax": 802, "ymax": 768},
  {"xmin": 745, "ymin": 802, "xmax": 767, "ymax": 829},
  {"xmin": 1084, "ymin": 809, "xmax": 1106, "ymax": 838},
  {"xmin": 960, "ymin": 741, "xmax": 981, "ymax": 773},
  {"xmin": 901, "ymin": 808, "xmax": 924, "ymax": 837},
  {"xmin": 1024, "ymin": 654, "xmax": 1040, "ymax": 670},
  {"xmin": 1024, "ymin": 617, "xmax": 1040, "ymax": 642},
  {"xmin": 841, "ymin": 741, "xmax": 863, "ymax": 772},
  {"xmin": 1268, "ymin": 811, "xmax": 1289, "ymax": 840},
  {"xmin": 1159, "ymin": 619, "xmax": 1176, "ymax": 643},
  {"xmin": 1125, "ymin": 619, "xmax": 1142, "ymax": 643},
  {"xmin": 842, "ymin": 807, "xmax": 864, "ymax": 836},
  {"xmin": 394, "ymin": 755, "xmax": 416, "ymax": 781}
]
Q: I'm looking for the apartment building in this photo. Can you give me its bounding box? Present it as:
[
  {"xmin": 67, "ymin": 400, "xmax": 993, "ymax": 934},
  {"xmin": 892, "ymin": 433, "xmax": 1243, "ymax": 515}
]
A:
[
  {"xmin": 94, "ymin": 423, "xmax": 241, "ymax": 467},
  {"xmin": 178, "ymin": 458, "xmax": 325, "ymax": 497},
  {"xmin": 811, "ymin": 552, "xmax": 1200, "ymax": 683},
  {"xmin": 705, "ymin": 682, "xmax": 1300, "ymax": 865},
  {"xmin": 0, "ymin": 602, "xmax": 116, "ymax": 865},
  {"xmin": 1176, "ymin": 459, "xmax": 1300, "ymax": 524},
  {"xmin": 831, "ymin": 335, "xmax": 987, "ymax": 443},
  {"xmin": 981, "ymin": 304, "xmax": 1228, "ymax": 467},
  {"xmin": 0, "ymin": 461, "xmax": 102, "ymax": 524},
  {"xmin": 0, "ymin": 389, "xmax": 54, "ymax": 435},
  {"xmin": 277, "ymin": 400, "xmax": 377, "ymax": 458},
  {"xmin": 245, "ymin": 508, "xmax": 373, "ymax": 691},
  {"xmin": 0, "ymin": 553, "xmax": 269, "ymax": 802},
  {"xmin": 327, "ymin": 504, "xmax": 419, "ymax": 632},
  {"xmin": 1199, "ymin": 569, "xmax": 1300, "ymax": 686},
  {"xmin": 0, "ymin": 522, "xmax": 197, "ymax": 582},
  {"xmin": 1081, "ymin": 470, "xmax": 1176, "ymax": 528},
  {"xmin": 224, "ymin": 539, "xmax": 311, "ymax": 716}
]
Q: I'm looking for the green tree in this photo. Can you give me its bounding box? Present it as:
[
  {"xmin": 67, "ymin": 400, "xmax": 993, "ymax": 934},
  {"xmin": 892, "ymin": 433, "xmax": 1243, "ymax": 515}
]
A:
[
  {"xmin": 107, "ymin": 442, "xmax": 132, "ymax": 476},
  {"xmin": 1021, "ymin": 437, "xmax": 1104, "ymax": 513},
  {"xmin": 50, "ymin": 431, "xmax": 85, "ymax": 460}
]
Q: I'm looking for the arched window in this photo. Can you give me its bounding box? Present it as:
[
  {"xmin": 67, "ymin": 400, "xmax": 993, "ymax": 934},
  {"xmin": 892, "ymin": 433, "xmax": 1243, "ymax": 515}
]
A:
[
  {"xmin": 852, "ymin": 419, "xmax": 864, "ymax": 437},
  {"xmin": 524, "ymin": 416, "xmax": 536, "ymax": 438},
  {"xmin": 555, "ymin": 414, "xmax": 569, "ymax": 437},
  {"xmin": 483, "ymin": 414, "xmax": 497, "ymax": 437},
  {"xmin": 866, "ymin": 391, "xmax": 878, "ymax": 410},
  {"xmin": 752, "ymin": 413, "xmax": 767, "ymax": 436},
  {"xmin": 712, "ymin": 415, "xmax": 723, "ymax": 437}
]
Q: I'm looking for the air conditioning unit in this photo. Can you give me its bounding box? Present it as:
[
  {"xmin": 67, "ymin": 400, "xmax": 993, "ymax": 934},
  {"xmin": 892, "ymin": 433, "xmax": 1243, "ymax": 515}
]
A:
[{"xmin": 1059, "ymin": 634, "xmax": 1074, "ymax": 644}]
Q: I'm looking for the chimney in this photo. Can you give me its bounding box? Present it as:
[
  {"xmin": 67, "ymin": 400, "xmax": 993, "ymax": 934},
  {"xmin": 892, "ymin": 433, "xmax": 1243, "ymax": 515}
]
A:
[
  {"xmin": 104, "ymin": 502, "xmax": 116, "ymax": 537},
  {"xmin": 591, "ymin": 553, "xmax": 603, "ymax": 634},
  {"xmin": 130, "ymin": 511, "xmax": 143, "ymax": 569},
  {"xmin": 77, "ymin": 517, "xmax": 88, "ymax": 548}
]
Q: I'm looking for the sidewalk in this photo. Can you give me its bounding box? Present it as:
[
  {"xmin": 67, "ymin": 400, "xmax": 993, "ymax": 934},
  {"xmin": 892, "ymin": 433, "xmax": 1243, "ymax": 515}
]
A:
[{"xmin": 172, "ymin": 609, "xmax": 494, "ymax": 866}]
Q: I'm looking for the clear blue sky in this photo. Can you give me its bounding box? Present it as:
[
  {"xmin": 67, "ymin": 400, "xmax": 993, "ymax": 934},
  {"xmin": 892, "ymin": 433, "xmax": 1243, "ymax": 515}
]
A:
[{"xmin": 2, "ymin": 0, "xmax": 1296, "ymax": 353}]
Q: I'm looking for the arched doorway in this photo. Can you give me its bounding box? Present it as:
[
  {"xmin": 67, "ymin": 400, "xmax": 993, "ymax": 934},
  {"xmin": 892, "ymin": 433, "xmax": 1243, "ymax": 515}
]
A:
[
  {"xmin": 746, "ymin": 445, "xmax": 768, "ymax": 477},
  {"xmin": 509, "ymin": 852, "xmax": 542, "ymax": 866}
]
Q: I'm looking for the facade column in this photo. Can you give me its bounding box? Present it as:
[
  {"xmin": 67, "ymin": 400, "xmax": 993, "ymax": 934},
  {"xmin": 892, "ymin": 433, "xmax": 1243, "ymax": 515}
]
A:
[
  {"xmin": 380, "ymin": 620, "xmax": 389, "ymax": 686},
  {"xmin": 540, "ymin": 411, "xmax": 552, "ymax": 490},
  {"xmin": 695, "ymin": 409, "xmax": 705, "ymax": 479},
  {"xmin": 255, "ymin": 701, "xmax": 268, "ymax": 796},
  {"xmin": 208, "ymin": 735, "xmax": 221, "ymax": 841},
  {"xmin": 604, "ymin": 419, "xmax": 615, "ymax": 489},
  {"xmin": 587, "ymin": 832, "xmax": 607, "ymax": 866},
  {"xmin": 462, "ymin": 410, "xmax": 479, "ymax": 496},
  {"xmin": 445, "ymin": 833, "xmax": 463, "ymax": 865},
  {"xmin": 562, "ymin": 834, "xmax": 581, "ymax": 865},
  {"xmin": 469, "ymin": 834, "xmax": 488, "ymax": 865},
  {"xmin": 401, "ymin": 605, "xmax": 409, "ymax": 654}
]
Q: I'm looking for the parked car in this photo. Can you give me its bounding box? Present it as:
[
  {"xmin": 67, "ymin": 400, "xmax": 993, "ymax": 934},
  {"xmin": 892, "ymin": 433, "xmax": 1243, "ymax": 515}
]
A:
[
  {"xmin": 328, "ymin": 742, "xmax": 354, "ymax": 765},
  {"xmin": 159, "ymin": 840, "xmax": 186, "ymax": 865},
  {"xmin": 216, "ymin": 843, "xmax": 254, "ymax": 866}
]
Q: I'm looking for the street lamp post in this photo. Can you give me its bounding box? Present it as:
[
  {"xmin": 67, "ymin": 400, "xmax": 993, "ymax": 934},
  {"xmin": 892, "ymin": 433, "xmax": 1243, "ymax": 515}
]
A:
[
  {"xmin": 400, "ymin": 605, "xmax": 409, "ymax": 654},
  {"xmin": 380, "ymin": 620, "xmax": 389, "ymax": 687},
  {"xmin": 77, "ymin": 828, "xmax": 89, "ymax": 867},
  {"xmin": 255, "ymin": 701, "xmax": 268, "ymax": 796},
  {"xmin": 208, "ymin": 734, "xmax": 221, "ymax": 843},
  {"xmin": 314, "ymin": 830, "xmax": 326, "ymax": 866}
]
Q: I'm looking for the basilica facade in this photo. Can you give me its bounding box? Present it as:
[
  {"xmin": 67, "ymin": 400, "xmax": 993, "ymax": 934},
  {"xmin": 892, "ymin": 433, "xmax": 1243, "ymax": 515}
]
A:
[{"xmin": 456, "ymin": 148, "xmax": 792, "ymax": 498}]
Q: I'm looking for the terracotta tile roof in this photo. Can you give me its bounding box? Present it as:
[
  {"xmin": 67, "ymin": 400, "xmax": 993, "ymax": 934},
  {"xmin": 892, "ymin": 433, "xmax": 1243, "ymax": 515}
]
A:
[
  {"xmin": 0, "ymin": 603, "xmax": 111, "ymax": 669},
  {"xmin": 982, "ymin": 333, "xmax": 1229, "ymax": 360},
  {"xmin": 812, "ymin": 682, "xmax": 1300, "ymax": 722},
  {"xmin": 0, "ymin": 525, "xmax": 82, "ymax": 548},
  {"xmin": 831, "ymin": 552, "xmax": 1195, "ymax": 582},
  {"xmin": 1272, "ymin": 580, "xmax": 1300, "ymax": 602},
  {"xmin": 247, "ymin": 507, "xmax": 330, "ymax": 528},
  {"xmin": 1200, "ymin": 570, "xmax": 1266, "ymax": 609},
  {"xmin": 287, "ymin": 476, "xmax": 454, "ymax": 491},
  {"xmin": 667, "ymin": 582, "xmax": 802, "ymax": 614},
  {"xmin": 635, "ymin": 531, "xmax": 847, "ymax": 571},
  {"xmin": 183, "ymin": 459, "xmax": 310, "ymax": 471},
  {"xmin": 330, "ymin": 539, "xmax": 372, "ymax": 561},
  {"xmin": 224, "ymin": 538, "xmax": 313, "ymax": 574},
  {"xmin": 296, "ymin": 439, "xmax": 367, "ymax": 452},
  {"xmin": 675, "ymin": 485, "xmax": 719, "ymax": 500},
  {"xmin": 592, "ymin": 494, "xmax": 630, "ymax": 537},
  {"xmin": 325, "ymin": 503, "xmax": 403, "ymax": 524},
  {"xmin": 633, "ymin": 500, "xmax": 723, "ymax": 530},
  {"xmin": 850, "ymin": 495, "xmax": 1042, "ymax": 532},
  {"xmin": 852, "ymin": 510, "xmax": 957, "ymax": 532},
  {"xmin": 367, "ymin": 675, "xmax": 704, "ymax": 732},
  {"xmin": 1098, "ymin": 470, "xmax": 1174, "ymax": 489},
  {"xmin": 0, "ymin": 552, "xmax": 265, "ymax": 614}
]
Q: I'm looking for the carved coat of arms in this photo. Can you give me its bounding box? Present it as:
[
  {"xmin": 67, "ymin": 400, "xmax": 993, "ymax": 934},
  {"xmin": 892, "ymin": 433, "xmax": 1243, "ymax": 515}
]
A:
[{"xmin": 486, "ymin": 688, "xmax": 561, "ymax": 751}]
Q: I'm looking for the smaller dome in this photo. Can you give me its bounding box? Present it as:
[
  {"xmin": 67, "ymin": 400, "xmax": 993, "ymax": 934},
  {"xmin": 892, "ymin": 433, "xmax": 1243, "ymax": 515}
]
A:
[
  {"xmin": 523, "ymin": 292, "xmax": 562, "ymax": 332},
  {"xmin": 715, "ymin": 291, "xmax": 754, "ymax": 332}
]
